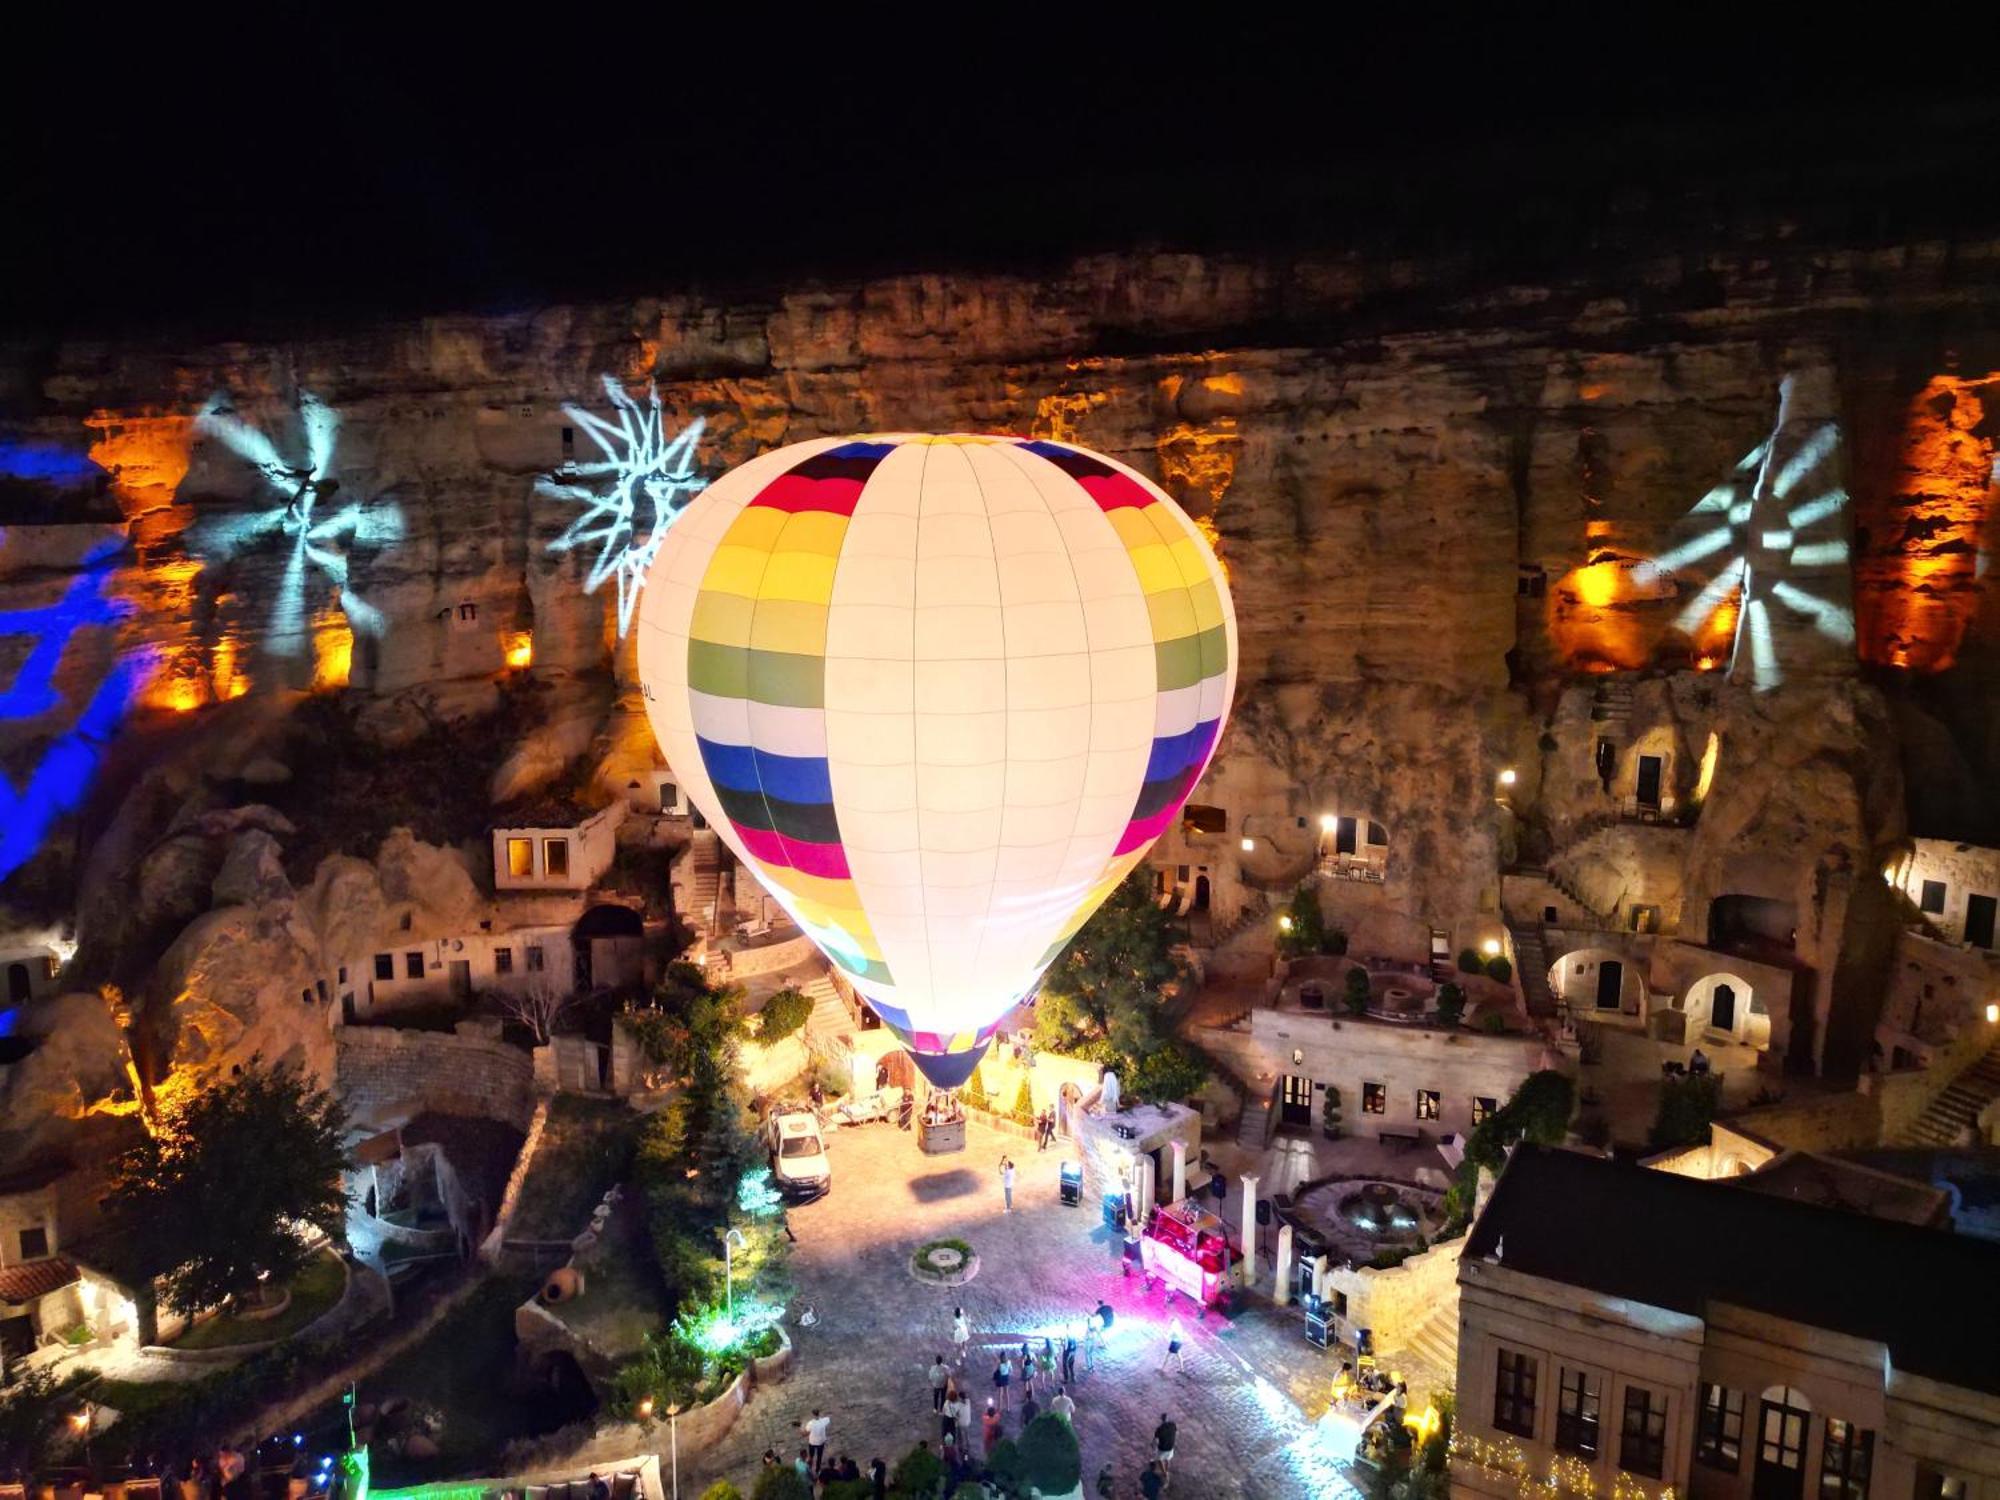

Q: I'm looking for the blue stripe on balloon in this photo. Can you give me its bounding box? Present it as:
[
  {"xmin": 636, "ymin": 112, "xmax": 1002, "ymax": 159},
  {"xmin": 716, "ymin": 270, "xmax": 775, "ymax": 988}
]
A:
[
  {"xmin": 1142, "ymin": 720, "xmax": 1217, "ymax": 783},
  {"xmin": 695, "ymin": 735, "xmax": 834, "ymax": 805}
]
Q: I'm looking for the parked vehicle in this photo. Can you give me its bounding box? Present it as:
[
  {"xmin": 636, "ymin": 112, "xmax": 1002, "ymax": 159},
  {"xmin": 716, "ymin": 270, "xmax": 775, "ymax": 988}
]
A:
[
  {"xmin": 766, "ymin": 1107, "xmax": 831, "ymax": 1200},
  {"xmin": 834, "ymin": 1086, "xmax": 905, "ymax": 1126}
]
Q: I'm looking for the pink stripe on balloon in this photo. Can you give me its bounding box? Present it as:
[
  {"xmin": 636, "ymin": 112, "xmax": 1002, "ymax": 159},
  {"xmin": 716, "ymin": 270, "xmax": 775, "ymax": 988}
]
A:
[
  {"xmin": 1076, "ymin": 473, "xmax": 1153, "ymax": 512},
  {"xmin": 733, "ymin": 822, "xmax": 852, "ymax": 880},
  {"xmin": 1114, "ymin": 801, "xmax": 1186, "ymax": 855}
]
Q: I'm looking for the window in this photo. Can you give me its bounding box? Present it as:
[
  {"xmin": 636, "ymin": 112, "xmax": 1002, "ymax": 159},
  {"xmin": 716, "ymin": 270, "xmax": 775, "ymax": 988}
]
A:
[
  {"xmin": 527, "ymin": 946, "xmax": 545, "ymax": 973},
  {"xmin": 1362, "ymin": 1082, "xmax": 1386, "ymax": 1115},
  {"xmin": 506, "ymin": 838, "xmax": 534, "ymax": 878},
  {"xmin": 1915, "ymin": 1467, "xmax": 1967, "ymax": 1500},
  {"xmin": 405, "ymin": 952, "xmax": 424, "ymax": 980},
  {"xmin": 1919, "ymin": 879, "xmax": 1947, "ymax": 914},
  {"xmin": 1367, "ymin": 821, "xmax": 1388, "ymax": 846},
  {"xmin": 1555, "ymin": 1368, "xmax": 1601, "ymax": 1457},
  {"xmin": 1695, "ymin": 1383, "xmax": 1745, "ymax": 1471},
  {"xmin": 660, "ymin": 782, "xmax": 677, "ymax": 814},
  {"xmin": 338, "ymin": 965, "xmax": 348, "ymax": 985},
  {"xmin": 1472, "ymin": 1096, "xmax": 1498, "ymax": 1125},
  {"xmin": 1619, "ymin": 1385, "xmax": 1666, "ymax": 1479},
  {"xmin": 1819, "ymin": 1419, "xmax": 1872, "ymax": 1500},
  {"xmin": 544, "ymin": 838, "xmax": 570, "ymax": 878},
  {"xmin": 1416, "ymin": 1089, "xmax": 1440, "ymax": 1121},
  {"xmin": 456, "ymin": 601, "xmax": 478, "ymax": 622},
  {"xmin": 17, "ymin": 1226, "xmax": 48, "ymax": 1261},
  {"xmin": 1493, "ymin": 1349, "xmax": 1537, "ymax": 1438},
  {"xmin": 495, "ymin": 947, "xmax": 514, "ymax": 975},
  {"xmin": 374, "ymin": 953, "xmax": 394, "ymax": 981},
  {"xmin": 561, "ymin": 426, "xmax": 576, "ymax": 461},
  {"xmin": 316, "ymin": 979, "xmax": 327, "ymax": 1003},
  {"xmin": 301, "ymin": 988, "xmax": 313, "ymax": 1006}
]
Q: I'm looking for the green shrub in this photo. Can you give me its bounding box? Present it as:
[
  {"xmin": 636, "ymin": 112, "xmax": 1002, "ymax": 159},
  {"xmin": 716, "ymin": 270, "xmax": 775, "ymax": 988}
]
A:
[
  {"xmin": 1016, "ymin": 1411, "xmax": 1082, "ymax": 1493},
  {"xmin": 1648, "ymin": 1073, "xmax": 1722, "ymax": 1151},
  {"xmin": 951, "ymin": 1484, "xmax": 987, "ymax": 1500},
  {"xmin": 1277, "ymin": 884, "xmax": 1328, "ymax": 959},
  {"xmin": 752, "ymin": 1470, "xmax": 813, "ymax": 1500},
  {"xmin": 759, "ymin": 987, "xmax": 813, "ymax": 1042},
  {"xmin": 1456, "ymin": 947, "xmax": 1483, "ymax": 973},
  {"xmin": 1125, "ymin": 1039, "xmax": 1209, "ymax": 1105},
  {"xmin": 700, "ymin": 1485, "xmax": 744, "ymax": 1500},
  {"xmin": 1485, "ymin": 954, "xmax": 1513, "ymax": 985},
  {"xmin": 1481, "ymin": 1012, "xmax": 1507, "ymax": 1034},
  {"xmin": 1434, "ymin": 983, "xmax": 1467, "ymax": 1027},
  {"xmin": 892, "ymin": 1442, "xmax": 946, "ymax": 1496},
  {"xmin": 961, "ymin": 1066, "xmax": 989, "ymax": 1111},
  {"xmin": 1343, "ymin": 966, "xmax": 1372, "ymax": 1016},
  {"xmin": 1320, "ymin": 1083, "xmax": 1342, "ymax": 1137},
  {"xmin": 1009, "ymin": 1077, "xmax": 1035, "ymax": 1125},
  {"xmin": 821, "ymin": 1483, "xmax": 872, "ymax": 1500}
]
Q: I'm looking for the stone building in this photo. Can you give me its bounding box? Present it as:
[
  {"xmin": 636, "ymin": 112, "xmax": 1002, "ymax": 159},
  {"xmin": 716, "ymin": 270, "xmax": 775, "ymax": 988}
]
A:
[
  {"xmin": 493, "ymin": 803, "xmax": 625, "ymax": 893},
  {"xmin": 1453, "ymin": 1146, "xmax": 2000, "ymax": 1500}
]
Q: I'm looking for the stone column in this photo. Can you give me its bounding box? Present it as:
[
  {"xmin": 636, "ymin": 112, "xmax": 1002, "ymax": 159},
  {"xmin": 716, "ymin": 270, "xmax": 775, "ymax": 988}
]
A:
[
  {"xmin": 1273, "ymin": 1223, "xmax": 1295, "ymax": 1306},
  {"xmin": 1132, "ymin": 1152, "xmax": 1156, "ymax": 1224},
  {"xmin": 1239, "ymin": 1173, "xmax": 1260, "ymax": 1287},
  {"xmin": 1307, "ymin": 1252, "xmax": 1329, "ymax": 1303},
  {"xmin": 1170, "ymin": 1139, "xmax": 1188, "ymax": 1204}
]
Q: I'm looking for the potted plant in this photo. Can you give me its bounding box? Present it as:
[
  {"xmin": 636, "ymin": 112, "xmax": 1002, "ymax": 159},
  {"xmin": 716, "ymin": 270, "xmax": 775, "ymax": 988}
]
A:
[
  {"xmin": 1343, "ymin": 966, "xmax": 1372, "ymax": 1017},
  {"xmin": 1320, "ymin": 1084, "xmax": 1342, "ymax": 1139},
  {"xmin": 1434, "ymin": 983, "xmax": 1467, "ymax": 1029}
]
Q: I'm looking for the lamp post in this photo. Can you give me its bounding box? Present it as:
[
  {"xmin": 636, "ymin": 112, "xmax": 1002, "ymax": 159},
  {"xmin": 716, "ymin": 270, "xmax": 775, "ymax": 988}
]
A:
[
  {"xmin": 723, "ymin": 1227, "xmax": 747, "ymax": 1322},
  {"xmin": 666, "ymin": 1402, "xmax": 682, "ymax": 1499}
]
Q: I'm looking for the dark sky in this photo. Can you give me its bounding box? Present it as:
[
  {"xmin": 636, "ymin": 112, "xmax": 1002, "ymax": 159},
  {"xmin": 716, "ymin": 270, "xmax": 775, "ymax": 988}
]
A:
[{"xmin": 5, "ymin": 16, "xmax": 1998, "ymax": 338}]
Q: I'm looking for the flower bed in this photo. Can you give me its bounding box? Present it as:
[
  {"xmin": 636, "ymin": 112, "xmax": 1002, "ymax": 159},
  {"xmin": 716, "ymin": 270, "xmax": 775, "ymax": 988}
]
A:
[{"xmin": 909, "ymin": 1239, "xmax": 980, "ymax": 1287}]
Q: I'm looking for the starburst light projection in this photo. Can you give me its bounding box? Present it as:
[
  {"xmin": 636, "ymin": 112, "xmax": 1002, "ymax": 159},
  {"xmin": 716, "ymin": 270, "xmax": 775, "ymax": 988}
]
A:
[
  {"xmin": 539, "ymin": 377, "xmax": 707, "ymax": 637},
  {"xmin": 1634, "ymin": 374, "xmax": 1856, "ymax": 689},
  {"xmin": 193, "ymin": 391, "xmax": 403, "ymax": 657},
  {"xmin": 0, "ymin": 538, "xmax": 149, "ymax": 884}
]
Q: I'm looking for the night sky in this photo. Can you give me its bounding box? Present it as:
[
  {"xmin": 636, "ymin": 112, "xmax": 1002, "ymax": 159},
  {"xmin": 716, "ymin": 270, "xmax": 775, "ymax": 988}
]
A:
[{"xmin": 4, "ymin": 18, "xmax": 1997, "ymax": 338}]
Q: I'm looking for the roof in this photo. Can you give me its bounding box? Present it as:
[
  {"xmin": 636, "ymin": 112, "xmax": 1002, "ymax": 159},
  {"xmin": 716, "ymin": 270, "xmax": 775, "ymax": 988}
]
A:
[
  {"xmin": 0, "ymin": 1257, "xmax": 79, "ymax": 1305},
  {"xmin": 1730, "ymin": 1151, "xmax": 1951, "ymax": 1227},
  {"xmin": 1468, "ymin": 1145, "xmax": 2000, "ymax": 1397}
]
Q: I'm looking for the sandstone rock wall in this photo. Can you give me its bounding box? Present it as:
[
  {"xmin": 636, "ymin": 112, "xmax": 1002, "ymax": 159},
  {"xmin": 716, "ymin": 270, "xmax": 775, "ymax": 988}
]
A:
[{"xmin": 334, "ymin": 1024, "xmax": 535, "ymax": 1133}]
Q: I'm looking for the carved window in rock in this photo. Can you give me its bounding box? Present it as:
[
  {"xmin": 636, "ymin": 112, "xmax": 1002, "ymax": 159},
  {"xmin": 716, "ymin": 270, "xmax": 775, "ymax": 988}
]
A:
[
  {"xmin": 1919, "ymin": 879, "xmax": 1946, "ymax": 915},
  {"xmin": 405, "ymin": 951, "xmax": 423, "ymax": 980},
  {"xmin": 495, "ymin": 947, "xmax": 514, "ymax": 975},
  {"xmin": 18, "ymin": 1227, "xmax": 48, "ymax": 1261},
  {"xmin": 507, "ymin": 838, "xmax": 534, "ymax": 878},
  {"xmin": 374, "ymin": 953, "xmax": 394, "ymax": 981},
  {"xmin": 527, "ymin": 946, "xmax": 546, "ymax": 973},
  {"xmin": 1362, "ymin": 1082, "xmax": 1386, "ymax": 1115},
  {"xmin": 544, "ymin": 838, "xmax": 570, "ymax": 878}
]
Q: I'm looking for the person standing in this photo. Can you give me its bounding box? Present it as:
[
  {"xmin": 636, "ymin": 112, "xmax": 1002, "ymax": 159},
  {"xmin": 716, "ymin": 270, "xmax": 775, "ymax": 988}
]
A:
[
  {"xmin": 993, "ymin": 1352, "xmax": 1013, "ymax": 1410},
  {"xmin": 1050, "ymin": 1386, "xmax": 1076, "ymax": 1424},
  {"xmin": 1062, "ymin": 1325, "xmax": 1079, "ymax": 1384},
  {"xmin": 952, "ymin": 1306, "xmax": 971, "ymax": 1362},
  {"xmin": 803, "ymin": 1410, "xmax": 830, "ymax": 1470},
  {"xmin": 1000, "ymin": 1155, "xmax": 1016, "ymax": 1213},
  {"xmin": 980, "ymin": 1399, "xmax": 1003, "ymax": 1457},
  {"xmin": 928, "ymin": 1354, "xmax": 950, "ymax": 1412},
  {"xmin": 941, "ymin": 1383, "xmax": 961, "ymax": 1445},
  {"xmin": 869, "ymin": 1456, "xmax": 888, "ymax": 1500},
  {"xmin": 1020, "ymin": 1388, "xmax": 1040, "ymax": 1428},
  {"xmin": 1159, "ymin": 1315, "xmax": 1187, "ymax": 1374},
  {"xmin": 1154, "ymin": 1413, "xmax": 1177, "ymax": 1479},
  {"xmin": 1140, "ymin": 1459, "xmax": 1166, "ymax": 1499}
]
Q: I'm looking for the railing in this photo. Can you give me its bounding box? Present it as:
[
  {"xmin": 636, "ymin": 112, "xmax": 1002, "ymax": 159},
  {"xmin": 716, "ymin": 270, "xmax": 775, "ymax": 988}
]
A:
[{"xmin": 1317, "ymin": 857, "xmax": 1387, "ymax": 883}]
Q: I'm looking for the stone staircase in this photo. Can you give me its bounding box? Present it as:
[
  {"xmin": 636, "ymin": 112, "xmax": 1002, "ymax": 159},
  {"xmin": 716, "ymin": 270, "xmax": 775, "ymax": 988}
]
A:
[
  {"xmin": 1896, "ymin": 1039, "xmax": 2000, "ymax": 1147},
  {"xmin": 1589, "ymin": 677, "xmax": 1636, "ymax": 742},
  {"xmin": 1206, "ymin": 889, "xmax": 1271, "ymax": 952},
  {"xmin": 1505, "ymin": 919, "xmax": 1558, "ymax": 1019},
  {"xmin": 1236, "ymin": 1077, "xmax": 1279, "ymax": 1149},
  {"xmin": 1389, "ymin": 1296, "xmax": 1462, "ymax": 1392},
  {"xmin": 801, "ymin": 972, "xmax": 851, "ymax": 1041},
  {"xmin": 1506, "ymin": 866, "xmax": 1606, "ymax": 930},
  {"xmin": 688, "ymin": 830, "xmax": 724, "ymax": 936}
]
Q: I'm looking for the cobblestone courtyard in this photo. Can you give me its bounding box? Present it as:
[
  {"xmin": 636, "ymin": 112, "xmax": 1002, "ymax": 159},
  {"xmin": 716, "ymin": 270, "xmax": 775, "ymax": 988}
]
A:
[{"xmin": 683, "ymin": 1116, "xmax": 1370, "ymax": 1499}]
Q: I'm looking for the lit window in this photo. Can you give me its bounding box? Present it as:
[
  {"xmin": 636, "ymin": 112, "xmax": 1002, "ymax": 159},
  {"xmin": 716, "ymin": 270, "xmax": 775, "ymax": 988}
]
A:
[
  {"xmin": 1556, "ymin": 1368, "xmax": 1601, "ymax": 1458},
  {"xmin": 1472, "ymin": 1096, "xmax": 1497, "ymax": 1125},
  {"xmin": 1416, "ymin": 1089, "xmax": 1440, "ymax": 1121},
  {"xmin": 495, "ymin": 947, "xmax": 514, "ymax": 975},
  {"xmin": 1919, "ymin": 879, "xmax": 1946, "ymax": 915},
  {"xmin": 507, "ymin": 838, "xmax": 534, "ymax": 878},
  {"xmin": 1494, "ymin": 1348, "xmax": 1537, "ymax": 1438},
  {"xmin": 18, "ymin": 1227, "xmax": 48, "ymax": 1261},
  {"xmin": 374, "ymin": 953, "xmax": 393, "ymax": 982},
  {"xmin": 405, "ymin": 952, "xmax": 423, "ymax": 980},
  {"xmin": 527, "ymin": 946, "xmax": 545, "ymax": 973},
  {"xmin": 1819, "ymin": 1420, "xmax": 1873, "ymax": 1500},
  {"xmin": 1696, "ymin": 1383, "xmax": 1745, "ymax": 1472},
  {"xmin": 1362, "ymin": 1082, "xmax": 1386, "ymax": 1115},
  {"xmin": 544, "ymin": 838, "xmax": 570, "ymax": 878},
  {"xmin": 1620, "ymin": 1385, "xmax": 1666, "ymax": 1479}
]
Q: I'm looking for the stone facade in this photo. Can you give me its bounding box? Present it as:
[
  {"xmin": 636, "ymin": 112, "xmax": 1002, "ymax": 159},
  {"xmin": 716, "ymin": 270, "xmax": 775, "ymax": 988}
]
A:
[
  {"xmin": 335, "ymin": 1023, "xmax": 536, "ymax": 1132},
  {"xmin": 1888, "ymin": 838, "xmax": 2000, "ymax": 950},
  {"xmin": 492, "ymin": 804, "xmax": 624, "ymax": 893}
]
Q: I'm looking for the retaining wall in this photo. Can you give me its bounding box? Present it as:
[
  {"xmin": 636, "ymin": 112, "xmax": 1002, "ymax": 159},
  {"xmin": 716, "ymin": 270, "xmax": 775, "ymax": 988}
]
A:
[{"xmin": 337, "ymin": 1022, "xmax": 536, "ymax": 1132}]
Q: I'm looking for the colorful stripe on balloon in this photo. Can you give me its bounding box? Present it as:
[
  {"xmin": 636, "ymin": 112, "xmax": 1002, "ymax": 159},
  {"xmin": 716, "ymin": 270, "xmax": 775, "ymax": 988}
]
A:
[{"xmin": 687, "ymin": 441, "xmax": 896, "ymax": 987}]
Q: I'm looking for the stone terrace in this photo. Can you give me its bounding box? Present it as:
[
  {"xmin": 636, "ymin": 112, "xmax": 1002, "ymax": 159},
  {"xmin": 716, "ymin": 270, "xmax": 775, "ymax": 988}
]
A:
[{"xmin": 681, "ymin": 1116, "xmax": 1372, "ymax": 1499}]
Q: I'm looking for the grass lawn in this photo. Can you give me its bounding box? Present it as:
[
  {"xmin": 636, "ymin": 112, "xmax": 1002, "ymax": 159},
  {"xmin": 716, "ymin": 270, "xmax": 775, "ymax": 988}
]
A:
[
  {"xmin": 173, "ymin": 1250, "xmax": 348, "ymax": 1350},
  {"xmin": 361, "ymin": 1275, "xmax": 595, "ymax": 1485},
  {"xmin": 507, "ymin": 1095, "xmax": 642, "ymax": 1240}
]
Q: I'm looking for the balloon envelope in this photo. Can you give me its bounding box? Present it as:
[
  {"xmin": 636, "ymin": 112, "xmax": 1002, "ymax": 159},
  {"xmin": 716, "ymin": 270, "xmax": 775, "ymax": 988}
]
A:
[{"xmin": 636, "ymin": 435, "xmax": 1236, "ymax": 1086}]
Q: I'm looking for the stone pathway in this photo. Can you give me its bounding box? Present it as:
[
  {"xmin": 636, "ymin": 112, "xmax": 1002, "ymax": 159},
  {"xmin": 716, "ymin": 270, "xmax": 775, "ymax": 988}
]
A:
[{"xmin": 681, "ymin": 1117, "xmax": 1368, "ymax": 1499}]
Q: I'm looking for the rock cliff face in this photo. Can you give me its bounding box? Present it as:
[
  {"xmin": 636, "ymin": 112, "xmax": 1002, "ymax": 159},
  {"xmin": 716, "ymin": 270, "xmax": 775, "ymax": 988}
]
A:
[{"xmin": 4, "ymin": 239, "xmax": 2000, "ymax": 1087}]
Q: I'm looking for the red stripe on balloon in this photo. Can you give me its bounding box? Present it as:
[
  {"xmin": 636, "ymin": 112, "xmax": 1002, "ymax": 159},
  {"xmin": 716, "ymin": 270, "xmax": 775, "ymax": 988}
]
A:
[
  {"xmin": 734, "ymin": 822, "xmax": 852, "ymax": 880},
  {"xmin": 751, "ymin": 473, "xmax": 868, "ymax": 516},
  {"xmin": 1075, "ymin": 473, "xmax": 1154, "ymax": 512}
]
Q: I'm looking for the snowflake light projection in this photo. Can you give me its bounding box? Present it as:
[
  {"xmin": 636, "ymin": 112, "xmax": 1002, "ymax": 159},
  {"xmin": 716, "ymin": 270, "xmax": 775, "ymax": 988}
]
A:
[
  {"xmin": 0, "ymin": 538, "xmax": 149, "ymax": 884},
  {"xmin": 193, "ymin": 391, "xmax": 403, "ymax": 655},
  {"xmin": 539, "ymin": 377, "xmax": 708, "ymax": 637},
  {"xmin": 1633, "ymin": 375, "xmax": 1855, "ymax": 689}
]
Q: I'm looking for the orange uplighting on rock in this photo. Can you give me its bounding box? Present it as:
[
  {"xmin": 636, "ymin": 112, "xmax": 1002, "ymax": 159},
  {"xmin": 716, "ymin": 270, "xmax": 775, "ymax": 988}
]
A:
[
  {"xmin": 503, "ymin": 630, "xmax": 534, "ymax": 670},
  {"xmin": 1156, "ymin": 419, "xmax": 1240, "ymax": 515},
  {"xmin": 1548, "ymin": 557, "xmax": 1676, "ymax": 672},
  {"xmin": 312, "ymin": 609, "xmax": 353, "ymax": 692},
  {"xmin": 84, "ymin": 410, "xmax": 196, "ymax": 545},
  {"xmin": 1857, "ymin": 373, "xmax": 1999, "ymax": 673},
  {"xmin": 210, "ymin": 634, "xmax": 249, "ymax": 701}
]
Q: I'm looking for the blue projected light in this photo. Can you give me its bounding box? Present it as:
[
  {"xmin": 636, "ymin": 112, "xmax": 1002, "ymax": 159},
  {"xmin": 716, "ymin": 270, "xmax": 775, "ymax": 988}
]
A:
[
  {"xmin": 540, "ymin": 378, "xmax": 707, "ymax": 637},
  {"xmin": 0, "ymin": 441, "xmax": 101, "ymax": 486},
  {"xmin": 0, "ymin": 541, "xmax": 146, "ymax": 885},
  {"xmin": 194, "ymin": 392, "xmax": 403, "ymax": 655}
]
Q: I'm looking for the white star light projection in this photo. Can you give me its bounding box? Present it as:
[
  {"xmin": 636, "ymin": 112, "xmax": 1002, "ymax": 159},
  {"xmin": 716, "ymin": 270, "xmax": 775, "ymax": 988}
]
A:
[
  {"xmin": 194, "ymin": 391, "xmax": 404, "ymax": 653},
  {"xmin": 540, "ymin": 378, "xmax": 708, "ymax": 637},
  {"xmin": 1636, "ymin": 374, "xmax": 1855, "ymax": 688}
]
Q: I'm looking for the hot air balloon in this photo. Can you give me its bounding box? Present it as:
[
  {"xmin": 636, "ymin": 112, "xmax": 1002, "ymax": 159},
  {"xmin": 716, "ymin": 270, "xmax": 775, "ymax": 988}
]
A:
[{"xmin": 635, "ymin": 434, "xmax": 1236, "ymax": 1088}]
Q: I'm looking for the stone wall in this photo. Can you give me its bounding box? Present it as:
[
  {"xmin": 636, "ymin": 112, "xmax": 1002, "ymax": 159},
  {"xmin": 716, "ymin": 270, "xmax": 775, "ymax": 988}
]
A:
[
  {"xmin": 1319, "ymin": 1235, "xmax": 1465, "ymax": 1354},
  {"xmin": 335, "ymin": 1022, "xmax": 536, "ymax": 1132},
  {"xmin": 1890, "ymin": 838, "xmax": 2000, "ymax": 948}
]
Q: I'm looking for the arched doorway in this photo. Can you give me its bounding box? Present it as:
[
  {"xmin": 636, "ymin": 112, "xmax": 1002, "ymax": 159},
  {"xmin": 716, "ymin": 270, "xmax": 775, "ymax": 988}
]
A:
[
  {"xmin": 1712, "ymin": 982, "xmax": 1737, "ymax": 1031},
  {"xmin": 572, "ymin": 904, "xmax": 644, "ymax": 991},
  {"xmin": 1192, "ymin": 875, "xmax": 1211, "ymax": 911},
  {"xmin": 4, "ymin": 964, "xmax": 29, "ymax": 1005},
  {"xmin": 1547, "ymin": 948, "xmax": 1640, "ymax": 1015},
  {"xmin": 1754, "ymin": 1386, "xmax": 1812, "ymax": 1500}
]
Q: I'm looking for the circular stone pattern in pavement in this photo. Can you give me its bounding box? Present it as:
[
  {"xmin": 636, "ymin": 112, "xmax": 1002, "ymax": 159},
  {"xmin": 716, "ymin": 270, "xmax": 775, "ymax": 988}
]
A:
[{"xmin": 910, "ymin": 1239, "xmax": 981, "ymax": 1286}]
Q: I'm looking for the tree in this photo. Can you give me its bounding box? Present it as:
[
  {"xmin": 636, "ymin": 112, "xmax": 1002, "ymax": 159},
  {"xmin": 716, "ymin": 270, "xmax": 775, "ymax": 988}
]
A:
[
  {"xmin": 493, "ymin": 968, "xmax": 573, "ymax": 1044},
  {"xmin": 1433, "ymin": 983, "xmax": 1467, "ymax": 1028},
  {"xmin": 1442, "ymin": 1070, "xmax": 1575, "ymax": 1228},
  {"xmin": 1035, "ymin": 869, "xmax": 1186, "ymax": 1049},
  {"xmin": 104, "ymin": 1061, "xmax": 350, "ymax": 1317},
  {"xmin": 1009, "ymin": 1077, "xmax": 1035, "ymax": 1125},
  {"xmin": 1344, "ymin": 966, "xmax": 1373, "ymax": 1016},
  {"xmin": 1277, "ymin": 883, "xmax": 1328, "ymax": 958},
  {"xmin": 961, "ymin": 1065, "xmax": 989, "ymax": 1111},
  {"xmin": 1015, "ymin": 1413, "xmax": 1082, "ymax": 1495},
  {"xmin": 752, "ymin": 1469, "xmax": 812, "ymax": 1500},
  {"xmin": 1649, "ymin": 1073, "xmax": 1721, "ymax": 1150},
  {"xmin": 1123, "ymin": 1040, "xmax": 1209, "ymax": 1106},
  {"xmin": 758, "ymin": 987, "xmax": 813, "ymax": 1043}
]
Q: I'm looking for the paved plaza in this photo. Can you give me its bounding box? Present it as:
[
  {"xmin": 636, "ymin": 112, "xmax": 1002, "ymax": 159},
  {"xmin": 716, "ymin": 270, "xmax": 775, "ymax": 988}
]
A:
[{"xmin": 683, "ymin": 1115, "xmax": 1374, "ymax": 1499}]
